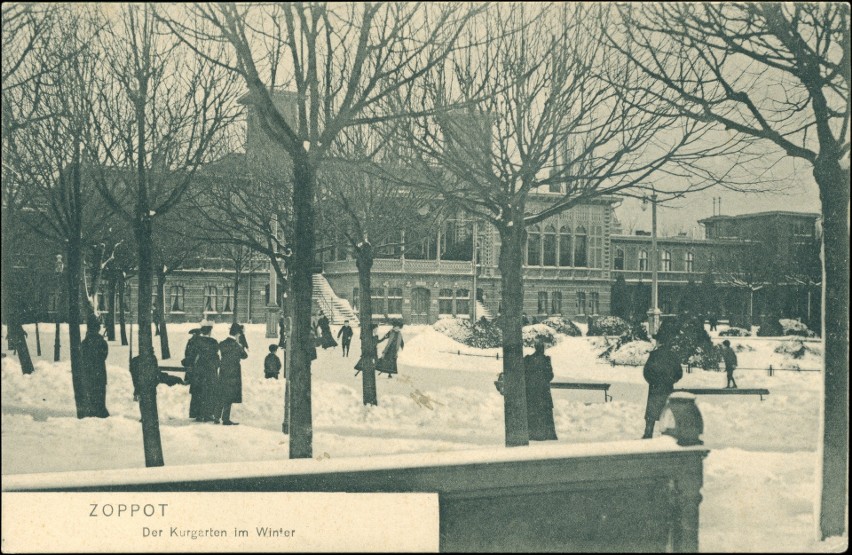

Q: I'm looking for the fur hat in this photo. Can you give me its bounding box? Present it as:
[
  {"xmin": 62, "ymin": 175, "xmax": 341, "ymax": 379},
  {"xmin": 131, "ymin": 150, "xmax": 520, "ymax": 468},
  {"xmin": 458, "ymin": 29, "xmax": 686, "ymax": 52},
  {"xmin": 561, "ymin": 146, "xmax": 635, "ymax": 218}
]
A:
[{"xmin": 199, "ymin": 317, "xmax": 213, "ymax": 328}]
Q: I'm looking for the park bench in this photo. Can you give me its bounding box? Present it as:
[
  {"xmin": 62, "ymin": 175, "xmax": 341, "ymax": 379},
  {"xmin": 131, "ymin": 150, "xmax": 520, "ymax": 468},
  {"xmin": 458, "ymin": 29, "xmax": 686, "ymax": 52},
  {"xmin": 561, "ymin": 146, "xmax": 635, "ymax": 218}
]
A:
[
  {"xmin": 675, "ymin": 388, "xmax": 770, "ymax": 401},
  {"xmin": 551, "ymin": 381, "xmax": 613, "ymax": 402}
]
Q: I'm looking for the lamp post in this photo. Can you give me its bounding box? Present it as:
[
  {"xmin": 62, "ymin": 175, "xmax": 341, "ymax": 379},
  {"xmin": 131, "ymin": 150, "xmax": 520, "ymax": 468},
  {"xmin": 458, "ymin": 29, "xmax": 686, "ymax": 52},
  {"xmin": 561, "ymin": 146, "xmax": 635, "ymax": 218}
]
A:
[
  {"xmin": 53, "ymin": 254, "xmax": 64, "ymax": 362},
  {"xmin": 266, "ymin": 215, "xmax": 279, "ymax": 338},
  {"xmin": 643, "ymin": 193, "xmax": 661, "ymax": 336}
]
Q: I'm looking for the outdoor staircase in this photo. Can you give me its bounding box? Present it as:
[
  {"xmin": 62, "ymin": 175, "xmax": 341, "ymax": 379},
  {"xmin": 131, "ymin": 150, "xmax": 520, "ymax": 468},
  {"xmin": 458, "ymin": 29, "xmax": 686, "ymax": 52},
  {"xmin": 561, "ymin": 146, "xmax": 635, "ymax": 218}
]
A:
[
  {"xmin": 312, "ymin": 274, "xmax": 358, "ymax": 325},
  {"xmin": 475, "ymin": 301, "xmax": 493, "ymax": 321}
]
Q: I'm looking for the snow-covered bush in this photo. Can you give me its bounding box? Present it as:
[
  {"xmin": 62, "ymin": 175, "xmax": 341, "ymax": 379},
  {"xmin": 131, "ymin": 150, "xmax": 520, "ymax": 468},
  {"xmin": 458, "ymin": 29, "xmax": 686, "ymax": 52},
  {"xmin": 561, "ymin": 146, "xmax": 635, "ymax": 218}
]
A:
[
  {"xmin": 719, "ymin": 327, "xmax": 751, "ymax": 337},
  {"xmin": 779, "ymin": 319, "xmax": 817, "ymax": 338},
  {"xmin": 468, "ymin": 319, "xmax": 503, "ymax": 349},
  {"xmin": 608, "ymin": 340, "xmax": 653, "ymax": 366},
  {"xmin": 656, "ymin": 313, "xmax": 722, "ymax": 370},
  {"xmin": 734, "ymin": 343, "xmax": 755, "ymax": 353},
  {"xmin": 522, "ymin": 324, "xmax": 557, "ymax": 348},
  {"xmin": 541, "ymin": 316, "xmax": 582, "ymax": 337},
  {"xmin": 433, "ymin": 317, "xmax": 473, "ymax": 344},
  {"xmin": 756, "ymin": 316, "xmax": 784, "ymax": 337},
  {"xmin": 587, "ymin": 315, "xmax": 632, "ymax": 336},
  {"xmin": 774, "ymin": 339, "xmax": 820, "ymax": 360}
]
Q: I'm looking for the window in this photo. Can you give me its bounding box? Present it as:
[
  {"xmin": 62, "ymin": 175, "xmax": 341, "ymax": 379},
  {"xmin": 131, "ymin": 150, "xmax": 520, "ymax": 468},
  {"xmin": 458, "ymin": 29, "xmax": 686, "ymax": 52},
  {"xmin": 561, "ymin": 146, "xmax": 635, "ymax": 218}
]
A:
[
  {"xmin": 352, "ymin": 288, "xmax": 359, "ymax": 312},
  {"xmin": 551, "ymin": 291, "xmax": 562, "ymax": 314},
  {"xmin": 204, "ymin": 286, "xmax": 217, "ymax": 312},
  {"xmin": 559, "ymin": 226, "xmax": 572, "ymax": 266},
  {"xmin": 639, "ymin": 250, "xmax": 648, "ymax": 271},
  {"xmin": 589, "ymin": 292, "xmax": 599, "ymax": 315},
  {"xmin": 169, "ymin": 285, "xmax": 185, "ymax": 312},
  {"xmin": 538, "ymin": 291, "xmax": 549, "ymax": 314},
  {"xmin": 456, "ymin": 288, "xmax": 470, "ymax": 316},
  {"xmin": 685, "ymin": 252, "xmax": 694, "ymax": 273},
  {"xmin": 577, "ymin": 292, "xmax": 587, "ymax": 315},
  {"xmin": 371, "ymin": 287, "xmax": 386, "ymax": 315},
  {"xmin": 387, "ymin": 287, "xmax": 403, "ymax": 315},
  {"xmin": 543, "ymin": 225, "xmax": 557, "ymax": 266},
  {"xmin": 614, "ymin": 248, "xmax": 625, "ymax": 271},
  {"xmin": 661, "ymin": 250, "xmax": 672, "ymax": 272},
  {"xmin": 526, "ymin": 225, "xmax": 541, "ymax": 266},
  {"xmin": 222, "ymin": 286, "xmax": 234, "ymax": 312},
  {"xmin": 590, "ymin": 225, "xmax": 603, "ymax": 268},
  {"xmin": 439, "ymin": 289, "xmax": 454, "ymax": 315},
  {"xmin": 574, "ymin": 225, "xmax": 587, "ymax": 267}
]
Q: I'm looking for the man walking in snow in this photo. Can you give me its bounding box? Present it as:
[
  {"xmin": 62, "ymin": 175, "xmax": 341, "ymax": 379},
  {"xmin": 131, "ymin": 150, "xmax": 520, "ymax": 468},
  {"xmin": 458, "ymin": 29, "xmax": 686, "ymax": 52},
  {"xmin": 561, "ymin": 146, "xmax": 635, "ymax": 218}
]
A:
[
  {"xmin": 337, "ymin": 320, "xmax": 353, "ymax": 357},
  {"xmin": 721, "ymin": 339, "xmax": 738, "ymax": 389},
  {"xmin": 216, "ymin": 323, "xmax": 247, "ymax": 425},
  {"xmin": 641, "ymin": 340, "xmax": 683, "ymax": 439}
]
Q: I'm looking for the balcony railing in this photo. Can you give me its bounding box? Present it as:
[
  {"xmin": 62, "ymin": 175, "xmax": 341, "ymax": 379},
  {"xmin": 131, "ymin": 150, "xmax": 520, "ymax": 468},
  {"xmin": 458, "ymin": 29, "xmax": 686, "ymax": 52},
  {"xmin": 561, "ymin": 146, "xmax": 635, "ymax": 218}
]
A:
[
  {"xmin": 323, "ymin": 258, "xmax": 473, "ymax": 275},
  {"xmin": 613, "ymin": 269, "xmax": 699, "ymax": 282}
]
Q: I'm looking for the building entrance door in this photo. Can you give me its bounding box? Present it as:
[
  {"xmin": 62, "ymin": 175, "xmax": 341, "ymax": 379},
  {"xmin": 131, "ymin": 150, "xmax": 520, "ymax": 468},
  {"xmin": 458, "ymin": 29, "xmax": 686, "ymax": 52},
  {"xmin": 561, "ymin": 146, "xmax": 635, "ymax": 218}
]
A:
[{"xmin": 410, "ymin": 288, "xmax": 431, "ymax": 324}]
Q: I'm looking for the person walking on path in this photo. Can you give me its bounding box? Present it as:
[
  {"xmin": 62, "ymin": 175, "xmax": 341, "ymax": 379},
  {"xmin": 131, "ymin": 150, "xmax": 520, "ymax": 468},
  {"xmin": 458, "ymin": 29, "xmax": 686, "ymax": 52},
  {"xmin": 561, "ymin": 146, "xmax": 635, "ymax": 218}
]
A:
[
  {"xmin": 265, "ymin": 344, "xmax": 282, "ymax": 379},
  {"xmin": 337, "ymin": 320, "xmax": 354, "ymax": 357},
  {"xmin": 709, "ymin": 313, "xmax": 718, "ymax": 332},
  {"xmin": 523, "ymin": 340, "xmax": 557, "ymax": 441},
  {"xmin": 316, "ymin": 311, "xmax": 338, "ymax": 349},
  {"xmin": 216, "ymin": 323, "xmax": 247, "ymax": 425},
  {"xmin": 376, "ymin": 321, "xmax": 404, "ymax": 378},
  {"xmin": 183, "ymin": 327, "xmax": 203, "ymax": 419},
  {"xmin": 641, "ymin": 340, "xmax": 683, "ymax": 439},
  {"xmin": 81, "ymin": 314, "xmax": 110, "ymax": 418},
  {"xmin": 721, "ymin": 339, "xmax": 739, "ymax": 389}
]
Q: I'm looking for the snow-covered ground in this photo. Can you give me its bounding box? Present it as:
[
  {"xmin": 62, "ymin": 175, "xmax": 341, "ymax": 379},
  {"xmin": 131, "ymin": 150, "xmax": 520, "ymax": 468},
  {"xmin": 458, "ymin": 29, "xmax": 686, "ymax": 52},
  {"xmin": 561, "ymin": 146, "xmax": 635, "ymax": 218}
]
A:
[{"xmin": 1, "ymin": 322, "xmax": 845, "ymax": 552}]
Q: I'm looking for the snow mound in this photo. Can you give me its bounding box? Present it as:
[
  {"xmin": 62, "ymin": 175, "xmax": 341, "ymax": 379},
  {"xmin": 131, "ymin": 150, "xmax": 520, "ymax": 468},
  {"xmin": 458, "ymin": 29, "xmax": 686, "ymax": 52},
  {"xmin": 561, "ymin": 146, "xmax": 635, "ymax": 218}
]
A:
[{"xmin": 609, "ymin": 341, "xmax": 653, "ymax": 366}]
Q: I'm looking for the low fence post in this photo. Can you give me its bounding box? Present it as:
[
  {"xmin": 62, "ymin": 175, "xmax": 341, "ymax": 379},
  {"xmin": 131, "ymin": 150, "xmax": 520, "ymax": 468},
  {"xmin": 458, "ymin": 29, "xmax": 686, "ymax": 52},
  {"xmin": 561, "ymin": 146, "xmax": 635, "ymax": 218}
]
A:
[{"xmin": 768, "ymin": 365, "xmax": 773, "ymax": 377}]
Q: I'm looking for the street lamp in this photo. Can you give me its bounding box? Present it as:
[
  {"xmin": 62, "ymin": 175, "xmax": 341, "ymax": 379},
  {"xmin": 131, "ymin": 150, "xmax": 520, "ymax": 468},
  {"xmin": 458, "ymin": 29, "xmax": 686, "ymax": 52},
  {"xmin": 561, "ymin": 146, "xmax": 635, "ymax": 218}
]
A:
[
  {"xmin": 642, "ymin": 193, "xmax": 661, "ymax": 337},
  {"xmin": 53, "ymin": 254, "xmax": 64, "ymax": 362}
]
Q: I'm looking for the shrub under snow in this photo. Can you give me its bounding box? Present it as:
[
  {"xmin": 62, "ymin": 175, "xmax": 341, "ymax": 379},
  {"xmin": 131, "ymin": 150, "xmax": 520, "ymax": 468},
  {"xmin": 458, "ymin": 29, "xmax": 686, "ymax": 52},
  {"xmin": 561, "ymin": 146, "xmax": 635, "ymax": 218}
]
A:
[
  {"xmin": 433, "ymin": 317, "xmax": 473, "ymax": 344},
  {"xmin": 609, "ymin": 340, "xmax": 653, "ymax": 366},
  {"xmin": 587, "ymin": 315, "xmax": 632, "ymax": 336},
  {"xmin": 541, "ymin": 316, "xmax": 582, "ymax": 337},
  {"xmin": 522, "ymin": 323, "xmax": 557, "ymax": 348},
  {"xmin": 774, "ymin": 339, "xmax": 820, "ymax": 360},
  {"xmin": 719, "ymin": 327, "xmax": 751, "ymax": 337},
  {"xmin": 779, "ymin": 319, "xmax": 816, "ymax": 338}
]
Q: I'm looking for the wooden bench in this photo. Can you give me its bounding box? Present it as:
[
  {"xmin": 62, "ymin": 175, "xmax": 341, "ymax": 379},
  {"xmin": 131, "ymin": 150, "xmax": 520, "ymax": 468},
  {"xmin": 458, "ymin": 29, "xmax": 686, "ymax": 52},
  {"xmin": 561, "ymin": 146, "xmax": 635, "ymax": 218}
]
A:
[
  {"xmin": 158, "ymin": 365, "xmax": 187, "ymax": 373},
  {"xmin": 551, "ymin": 382, "xmax": 612, "ymax": 402},
  {"xmin": 675, "ymin": 388, "xmax": 770, "ymax": 401}
]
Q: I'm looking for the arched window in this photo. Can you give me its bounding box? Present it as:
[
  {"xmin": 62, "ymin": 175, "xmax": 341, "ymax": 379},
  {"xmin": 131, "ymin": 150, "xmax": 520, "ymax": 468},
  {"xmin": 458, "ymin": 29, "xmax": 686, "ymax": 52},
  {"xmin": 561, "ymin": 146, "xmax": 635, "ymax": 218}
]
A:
[
  {"xmin": 551, "ymin": 291, "xmax": 562, "ymax": 314},
  {"xmin": 526, "ymin": 225, "xmax": 541, "ymax": 266},
  {"xmin": 559, "ymin": 226, "xmax": 572, "ymax": 266},
  {"xmin": 574, "ymin": 225, "xmax": 587, "ymax": 267},
  {"xmin": 204, "ymin": 286, "xmax": 217, "ymax": 313},
  {"xmin": 685, "ymin": 251, "xmax": 695, "ymax": 273},
  {"xmin": 169, "ymin": 285, "xmax": 184, "ymax": 312},
  {"xmin": 387, "ymin": 287, "xmax": 403, "ymax": 315},
  {"xmin": 639, "ymin": 250, "xmax": 648, "ymax": 271},
  {"xmin": 439, "ymin": 289, "xmax": 454, "ymax": 315},
  {"xmin": 662, "ymin": 250, "xmax": 672, "ymax": 272},
  {"xmin": 222, "ymin": 286, "xmax": 233, "ymax": 312},
  {"xmin": 543, "ymin": 225, "xmax": 557, "ymax": 266},
  {"xmin": 614, "ymin": 248, "xmax": 625, "ymax": 271},
  {"xmin": 455, "ymin": 288, "xmax": 470, "ymax": 316},
  {"xmin": 538, "ymin": 291, "xmax": 548, "ymax": 314}
]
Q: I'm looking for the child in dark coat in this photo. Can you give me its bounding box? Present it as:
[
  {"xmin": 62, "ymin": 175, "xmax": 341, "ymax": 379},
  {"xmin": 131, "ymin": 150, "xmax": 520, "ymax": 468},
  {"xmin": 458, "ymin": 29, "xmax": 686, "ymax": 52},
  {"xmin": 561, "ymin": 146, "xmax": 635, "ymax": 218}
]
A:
[{"xmin": 265, "ymin": 344, "xmax": 282, "ymax": 379}]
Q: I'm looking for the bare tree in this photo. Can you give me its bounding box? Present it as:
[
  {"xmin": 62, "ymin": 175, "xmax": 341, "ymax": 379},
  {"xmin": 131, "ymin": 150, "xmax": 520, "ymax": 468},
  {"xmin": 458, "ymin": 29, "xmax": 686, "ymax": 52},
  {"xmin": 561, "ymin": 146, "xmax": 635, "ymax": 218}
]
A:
[
  {"xmin": 612, "ymin": 3, "xmax": 849, "ymax": 537},
  {"xmin": 390, "ymin": 3, "xmax": 729, "ymax": 446},
  {"xmin": 161, "ymin": 2, "xmax": 480, "ymax": 458},
  {"xmin": 88, "ymin": 4, "xmax": 241, "ymax": 466}
]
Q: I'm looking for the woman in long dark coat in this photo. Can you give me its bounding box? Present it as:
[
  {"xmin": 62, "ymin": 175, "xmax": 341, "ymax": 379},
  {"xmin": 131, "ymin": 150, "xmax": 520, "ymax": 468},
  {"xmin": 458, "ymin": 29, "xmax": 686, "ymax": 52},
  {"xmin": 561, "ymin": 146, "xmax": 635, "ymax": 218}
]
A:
[
  {"xmin": 523, "ymin": 340, "xmax": 557, "ymax": 441},
  {"xmin": 376, "ymin": 322, "xmax": 404, "ymax": 378},
  {"xmin": 316, "ymin": 312, "xmax": 338, "ymax": 349},
  {"xmin": 216, "ymin": 323, "xmax": 247, "ymax": 425},
  {"xmin": 642, "ymin": 342, "xmax": 683, "ymax": 438},
  {"xmin": 81, "ymin": 315, "xmax": 109, "ymax": 418}
]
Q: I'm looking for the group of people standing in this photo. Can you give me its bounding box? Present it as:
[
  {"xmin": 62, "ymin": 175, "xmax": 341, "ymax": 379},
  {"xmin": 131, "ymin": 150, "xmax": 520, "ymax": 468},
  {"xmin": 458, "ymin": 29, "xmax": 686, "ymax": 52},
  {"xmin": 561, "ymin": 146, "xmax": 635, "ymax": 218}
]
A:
[{"xmin": 183, "ymin": 320, "xmax": 248, "ymax": 426}]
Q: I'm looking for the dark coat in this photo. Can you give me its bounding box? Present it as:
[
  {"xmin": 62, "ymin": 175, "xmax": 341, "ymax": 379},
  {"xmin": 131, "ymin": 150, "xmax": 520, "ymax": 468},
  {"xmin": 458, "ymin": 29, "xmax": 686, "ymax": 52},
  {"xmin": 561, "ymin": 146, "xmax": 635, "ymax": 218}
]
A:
[
  {"xmin": 337, "ymin": 325, "xmax": 353, "ymax": 342},
  {"xmin": 81, "ymin": 330, "xmax": 109, "ymax": 417},
  {"xmin": 524, "ymin": 352, "xmax": 557, "ymax": 441},
  {"xmin": 188, "ymin": 336, "xmax": 220, "ymax": 392},
  {"xmin": 643, "ymin": 347, "xmax": 683, "ymax": 421},
  {"xmin": 721, "ymin": 346, "xmax": 738, "ymax": 372},
  {"xmin": 218, "ymin": 337, "xmax": 247, "ymax": 404},
  {"xmin": 317, "ymin": 316, "xmax": 338, "ymax": 348},
  {"xmin": 377, "ymin": 329, "xmax": 404, "ymax": 375},
  {"xmin": 265, "ymin": 352, "xmax": 282, "ymax": 378}
]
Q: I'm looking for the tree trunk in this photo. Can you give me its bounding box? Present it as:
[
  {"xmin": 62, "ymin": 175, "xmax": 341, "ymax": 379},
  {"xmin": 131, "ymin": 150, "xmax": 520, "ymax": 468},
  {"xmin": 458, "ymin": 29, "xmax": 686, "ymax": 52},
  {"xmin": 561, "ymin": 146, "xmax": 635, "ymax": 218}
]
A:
[
  {"xmin": 156, "ymin": 268, "xmax": 170, "ymax": 360},
  {"xmin": 135, "ymin": 216, "xmax": 165, "ymax": 467},
  {"xmin": 497, "ymin": 223, "xmax": 530, "ymax": 447},
  {"xmin": 66, "ymin": 239, "xmax": 87, "ymax": 418},
  {"xmin": 356, "ymin": 244, "xmax": 378, "ymax": 406},
  {"xmin": 814, "ymin": 160, "xmax": 849, "ymax": 539},
  {"xmin": 106, "ymin": 272, "xmax": 117, "ymax": 341},
  {"xmin": 232, "ymin": 269, "xmax": 241, "ymax": 325},
  {"xmin": 35, "ymin": 322, "xmax": 41, "ymax": 356},
  {"xmin": 118, "ymin": 275, "xmax": 128, "ymax": 346},
  {"xmin": 10, "ymin": 322, "xmax": 35, "ymax": 374},
  {"xmin": 289, "ymin": 156, "xmax": 316, "ymax": 459}
]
